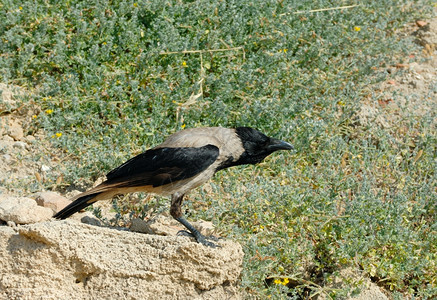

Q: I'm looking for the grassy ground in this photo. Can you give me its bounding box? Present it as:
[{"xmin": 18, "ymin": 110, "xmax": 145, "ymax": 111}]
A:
[{"xmin": 1, "ymin": 0, "xmax": 436, "ymax": 298}]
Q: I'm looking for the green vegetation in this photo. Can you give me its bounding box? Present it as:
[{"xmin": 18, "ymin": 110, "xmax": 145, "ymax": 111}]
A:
[{"xmin": 1, "ymin": 0, "xmax": 435, "ymax": 298}]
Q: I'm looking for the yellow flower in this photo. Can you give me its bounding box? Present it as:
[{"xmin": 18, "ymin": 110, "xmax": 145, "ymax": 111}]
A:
[
  {"xmin": 133, "ymin": 2, "xmax": 138, "ymax": 7},
  {"xmin": 55, "ymin": 132, "xmax": 62, "ymax": 138},
  {"xmin": 45, "ymin": 109, "xmax": 54, "ymax": 114},
  {"xmin": 32, "ymin": 115, "xmax": 37, "ymax": 119},
  {"xmin": 19, "ymin": 6, "xmax": 23, "ymax": 10},
  {"xmin": 181, "ymin": 124, "xmax": 186, "ymax": 129},
  {"xmin": 354, "ymin": 26, "xmax": 361, "ymax": 32},
  {"xmin": 274, "ymin": 278, "xmax": 290, "ymax": 285},
  {"xmin": 182, "ymin": 61, "xmax": 187, "ymax": 67},
  {"xmin": 283, "ymin": 49, "xmax": 288, "ymax": 53}
]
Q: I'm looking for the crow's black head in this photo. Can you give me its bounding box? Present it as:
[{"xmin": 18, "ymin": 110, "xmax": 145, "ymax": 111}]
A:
[{"xmin": 234, "ymin": 127, "xmax": 293, "ymax": 165}]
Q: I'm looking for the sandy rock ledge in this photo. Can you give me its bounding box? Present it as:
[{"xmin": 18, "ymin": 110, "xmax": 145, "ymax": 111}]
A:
[{"xmin": 0, "ymin": 220, "xmax": 243, "ymax": 299}]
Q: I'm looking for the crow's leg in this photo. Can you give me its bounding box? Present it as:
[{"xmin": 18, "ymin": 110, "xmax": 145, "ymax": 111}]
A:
[{"xmin": 170, "ymin": 193, "xmax": 219, "ymax": 248}]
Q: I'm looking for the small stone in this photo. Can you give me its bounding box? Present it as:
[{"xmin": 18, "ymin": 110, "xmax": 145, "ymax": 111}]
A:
[
  {"xmin": 41, "ymin": 165, "xmax": 51, "ymax": 172},
  {"xmin": 12, "ymin": 141, "xmax": 27, "ymax": 150},
  {"xmin": 0, "ymin": 196, "xmax": 53, "ymax": 224},
  {"xmin": 68, "ymin": 210, "xmax": 100, "ymax": 225},
  {"xmin": 25, "ymin": 135, "xmax": 36, "ymax": 143},
  {"xmin": 416, "ymin": 20, "xmax": 427, "ymax": 27},
  {"xmin": 80, "ymin": 214, "xmax": 102, "ymax": 226},
  {"xmin": 34, "ymin": 191, "xmax": 71, "ymax": 213},
  {"xmin": 130, "ymin": 218, "xmax": 154, "ymax": 234},
  {"xmin": 7, "ymin": 120, "xmax": 24, "ymax": 141}
]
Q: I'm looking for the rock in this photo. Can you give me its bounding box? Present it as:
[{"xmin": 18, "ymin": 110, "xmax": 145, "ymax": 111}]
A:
[
  {"xmin": 416, "ymin": 20, "xmax": 427, "ymax": 27},
  {"xmin": 41, "ymin": 164, "xmax": 51, "ymax": 172},
  {"xmin": 78, "ymin": 214, "xmax": 102, "ymax": 226},
  {"xmin": 25, "ymin": 135, "xmax": 36, "ymax": 143},
  {"xmin": 0, "ymin": 196, "xmax": 53, "ymax": 224},
  {"xmin": 130, "ymin": 217, "xmax": 156, "ymax": 234},
  {"xmin": 12, "ymin": 141, "xmax": 27, "ymax": 150},
  {"xmin": 34, "ymin": 191, "xmax": 72, "ymax": 213},
  {"xmin": 0, "ymin": 220, "xmax": 243, "ymax": 299},
  {"xmin": 7, "ymin": 119, "xmax": 24, "ymax": 141},
  {"xmin": 0, "ymin": 117, "xmax": 24, "ymax": 141},
  {"xmin": 67, "ymin": 210, "xmax": 102, "ymax": 226}
]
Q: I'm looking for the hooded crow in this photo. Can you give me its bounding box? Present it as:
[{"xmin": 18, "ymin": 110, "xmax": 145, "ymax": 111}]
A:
[{"xmin": 54, "ymin": 127, "xmax": 293, "ymax": 247}]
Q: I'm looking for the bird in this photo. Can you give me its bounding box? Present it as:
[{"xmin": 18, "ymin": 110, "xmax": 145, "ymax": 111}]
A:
[{"xmin": 54, "ymin": 127, "xmax": 293, "ymax": 247}]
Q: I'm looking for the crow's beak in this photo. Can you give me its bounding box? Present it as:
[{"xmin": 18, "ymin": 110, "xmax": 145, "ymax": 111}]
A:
[{"xmin": 268, "ymin": 138, "xmax": 294, "ymax": 152}]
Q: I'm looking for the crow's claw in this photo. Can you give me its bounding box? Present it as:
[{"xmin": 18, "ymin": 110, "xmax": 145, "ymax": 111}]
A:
[{"xmin": 177, "ymin": 230, "xmax": 221, "ymax": 248}]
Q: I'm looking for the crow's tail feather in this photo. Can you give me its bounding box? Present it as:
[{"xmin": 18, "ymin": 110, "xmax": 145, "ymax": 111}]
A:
[{"xmin": 53, "ymin": 193, "xmax": 101, "ymax": 219}]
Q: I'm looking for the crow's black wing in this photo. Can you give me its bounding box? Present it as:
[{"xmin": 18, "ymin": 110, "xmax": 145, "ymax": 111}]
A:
[{"xmin": 105, "ymin": 144, "xmax": 219, "ymax": 187}]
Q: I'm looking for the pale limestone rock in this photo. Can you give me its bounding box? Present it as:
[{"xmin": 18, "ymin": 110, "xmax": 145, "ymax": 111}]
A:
[
  {"xmin": 0, "ymin": 221, "xmax": 243, "ymax": 299},
  {"xmin": 0, "ymin": 196, "xmax": 53, "ymax": 224},
  {"xmin": 6, "ymin": 119, "xmax": 24, "ymax": 141},
  {"xmin": 12, "ymin": 141, "xmax": 27, "ymax": 150}
]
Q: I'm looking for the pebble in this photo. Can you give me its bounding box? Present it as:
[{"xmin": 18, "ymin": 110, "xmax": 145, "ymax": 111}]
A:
[
  {"xmin": 13, "ymin": 141, "xmax": 27, "ymax": 150},
  {"xmin": 25, "ymin": 135, "xmax": 36, "ymax": 143},
  {"xmin": 41, "ymin": 165, "xmax": 51, "ymax": 172}
]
